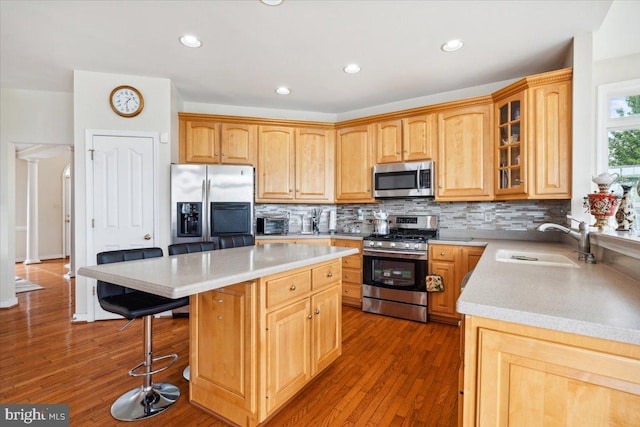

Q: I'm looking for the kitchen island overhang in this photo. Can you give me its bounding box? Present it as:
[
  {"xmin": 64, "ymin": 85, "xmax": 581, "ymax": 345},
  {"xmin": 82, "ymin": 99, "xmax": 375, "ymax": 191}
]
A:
[
  {"xmin": 78, "ymin": 243, "xmax": 358, "ymax": 299},
  {"xmin": 78, "ymin": 243, "xmax": 358, "ymax": 427}
]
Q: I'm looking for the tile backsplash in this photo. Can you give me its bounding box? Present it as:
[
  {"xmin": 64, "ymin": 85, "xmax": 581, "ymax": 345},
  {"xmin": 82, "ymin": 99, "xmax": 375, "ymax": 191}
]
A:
[{"xmin": 255, "ymin": 199, "xmax": 570, "ymax": 233}]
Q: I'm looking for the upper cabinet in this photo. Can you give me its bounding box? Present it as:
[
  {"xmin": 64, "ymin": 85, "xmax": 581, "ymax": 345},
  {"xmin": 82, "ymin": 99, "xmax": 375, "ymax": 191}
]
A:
[
  {"xmin": 492, "ymin": 69, "xmax": 572, "ymax": 200},
  {"xmin": 179, "ymin": 116, "xmax": 256, "ymax": 165},
  {"xmin": 256, "ymin": 126, "xmax": 334, "ymax": 203},
  {"xmin": 336, "ymin": 125, "xmax": 375, "ymax": 203},
  {"xmin": 375, "ymin": 115, "xmax": 436, "ymax": 164},
  {"xmin": 436, "ymin": 102, "xmax": 494, "ymax": 201}
]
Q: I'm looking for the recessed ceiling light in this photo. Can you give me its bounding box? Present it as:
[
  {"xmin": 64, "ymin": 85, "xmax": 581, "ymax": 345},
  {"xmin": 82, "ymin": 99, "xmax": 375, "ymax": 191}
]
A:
[
  {"xmin": 180, "ymin": 35, "xmax": 201, "ymax": 48},
  {"xmin": 441, "ymin": 39, "xmax": 464, "ymax": 52},
  {"xmin": 261, "ymin": 0, "xmax": 283, "ymax": 5},
  {"xmin": 343, "ymin": 64, "xmax": 361, "ymax": 74},
  {"xmin": 275, "ymin": 87, "xmax": 290, "ymax": 95}
]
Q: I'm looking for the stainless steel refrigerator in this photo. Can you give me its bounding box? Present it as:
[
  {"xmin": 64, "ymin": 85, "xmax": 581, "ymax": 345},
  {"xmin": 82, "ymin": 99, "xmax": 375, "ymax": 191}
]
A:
[{"xmin": 171, "ymin": 164, "xmax": 254, "ymax": 244}]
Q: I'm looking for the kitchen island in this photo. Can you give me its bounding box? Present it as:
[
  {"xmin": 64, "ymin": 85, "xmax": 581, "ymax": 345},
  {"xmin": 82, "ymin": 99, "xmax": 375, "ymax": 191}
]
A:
[
  {"xmin": 78, "ymin": 243, "xmax": 358, "ymax": 426},
  {"xmin": 456, "ymin": 240, "xmax": 640, "ymax": 426}
]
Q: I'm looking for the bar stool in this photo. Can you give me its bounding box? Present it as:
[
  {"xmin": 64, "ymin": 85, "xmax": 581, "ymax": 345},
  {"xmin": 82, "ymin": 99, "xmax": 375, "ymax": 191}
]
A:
[
  {"xmin": 96, "ymin": 247, "xmax": 189, "ymax": 421},
  {"xmin": 218, "ymin": 234, "xmax": 255, "ymax": 249}
]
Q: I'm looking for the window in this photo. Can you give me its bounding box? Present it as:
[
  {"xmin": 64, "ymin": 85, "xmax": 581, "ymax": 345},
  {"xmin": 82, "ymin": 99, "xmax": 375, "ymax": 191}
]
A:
[{"xmin": 598, "ymin": 80, "xmax": 640, "ymax": 232}]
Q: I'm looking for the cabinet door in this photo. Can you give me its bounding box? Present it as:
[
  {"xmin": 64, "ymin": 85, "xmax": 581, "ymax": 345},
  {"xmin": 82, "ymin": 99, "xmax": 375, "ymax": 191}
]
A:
[
  {"xmin": 437, "ymin": 104, "xmax": 493, "ymax": 201},
  {"xmin": 184, "ymin": 121, "xmax": 220, "ymax": 163},
  {"xmin": 375, "ymin": 119, "xmax": 403, "ymax": 164},
  {"xmin": 220, "ymin": 123, "xmax": 256, "ymax": 165},
  {"xmin": 495, "ymin": 93, "xmax": 526, "ymax": 197},
  {"xmin": 295, "ymin": 128, "xmax": 334, "ymax": 201},
  {"xmin": 311, "ymin": 286, "xmax": 342, "ymax": 375},
  {"xmin": 461, "ymin": 246, "xmax": 484, "ymax": 274},
  {"xmin": 403, "ymin": 114, "xmax": 436, "ymax": 161},
  {"xmin": 474, "ymin": 327, "xmax": 640, "ymax": 427},
  {"xmin": 528, "ymin": 81, "xmax": 572, "ymax": 198},
  {"xmin": 257, "ymin": 126, "xmax": 295, "ymax": 201},
  {"xmin": 266, "ymin": 298, "xmax": 311, "ymax": 414},
  {"xmin": 190, "ymin": 282, "xmax": 256, "ymax": 415},
  {"xmin": 428, "ymin": 259, "xmax": 458, "ymax": 319},
  {"xmin": 336, "ymin": 125, "xmax": 374, "ymax": 202}
]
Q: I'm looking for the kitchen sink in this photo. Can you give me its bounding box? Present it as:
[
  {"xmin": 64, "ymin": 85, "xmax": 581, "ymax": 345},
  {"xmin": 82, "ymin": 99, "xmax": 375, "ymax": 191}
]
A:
[{"xmin": 495, "ymin": 249, "xmax": 580, "ymax": 268}]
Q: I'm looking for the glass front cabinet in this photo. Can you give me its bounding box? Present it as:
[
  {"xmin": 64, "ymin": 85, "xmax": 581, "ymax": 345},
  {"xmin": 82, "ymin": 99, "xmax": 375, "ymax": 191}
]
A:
[{"xmin": 495, "ymin": 92, "xmax": 526, "ymax": 197}]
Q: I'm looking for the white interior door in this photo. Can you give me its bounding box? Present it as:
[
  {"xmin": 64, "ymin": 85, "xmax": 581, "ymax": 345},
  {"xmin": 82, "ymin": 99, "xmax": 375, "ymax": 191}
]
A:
[
  {"xmin": 63, "ymin": 166, "xmax": 71, "ymax": 258},
  {"xmin": 87, "ymin": 132, "xmax": 157, "ymax": 320}
]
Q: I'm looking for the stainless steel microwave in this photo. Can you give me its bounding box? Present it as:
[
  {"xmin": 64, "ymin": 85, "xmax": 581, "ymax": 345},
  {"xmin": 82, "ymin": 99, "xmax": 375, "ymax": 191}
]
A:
[{"xmin": 373, "ymin": 161, "xmax": 435, "ymax": 198}]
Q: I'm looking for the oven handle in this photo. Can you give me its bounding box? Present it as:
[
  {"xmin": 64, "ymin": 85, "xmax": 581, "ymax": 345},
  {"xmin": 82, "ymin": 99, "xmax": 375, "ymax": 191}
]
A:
[{"xmin": 363, "ymin": 249, "xmax": 428, "ymax": 260}]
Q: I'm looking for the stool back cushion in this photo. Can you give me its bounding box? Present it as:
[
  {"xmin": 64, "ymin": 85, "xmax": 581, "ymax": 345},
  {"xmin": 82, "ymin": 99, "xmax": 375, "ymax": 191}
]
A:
[
  {"xmin": 218, "ymin": 234, "xmax": 255, "ymax": 249},
  {"xmin": 96, "ymin": 247, "xmax": 163, "ymax": 301},
  {"xmin": 167, "ymin": 241, "xmax": 218, "ymax": 255}
]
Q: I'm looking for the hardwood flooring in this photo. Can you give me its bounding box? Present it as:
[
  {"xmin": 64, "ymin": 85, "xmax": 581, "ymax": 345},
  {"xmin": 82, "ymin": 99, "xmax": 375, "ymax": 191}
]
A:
[{"xmin": 2, "ymin": 259, "xmax": 459, "ymax": 426}]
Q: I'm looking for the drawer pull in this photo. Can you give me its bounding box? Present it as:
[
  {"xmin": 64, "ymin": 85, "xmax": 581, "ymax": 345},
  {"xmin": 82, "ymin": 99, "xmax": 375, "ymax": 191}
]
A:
[
  {"xmin": 440, "ymin": 252, "xmax": 445, "ymax": 256},
  {"xmin": 345, "ymin": 274, "xmax": 349, "ymax": 279},
  {"xmin": 307, "ymin": 314, "xmax": 312, "ymax": 319},
  {"xmin": 315, "ymin": 309, "xmax": 320, "ymax": 315},
  {"xmin": 345, "ymin": 289, "xmax": 349, "ymax": 293},
  {"xmin": 327, "ymin": 271, "xmax": 333, "ymax": 278},
  {"xmin": 218, "ymin": 299, "xmax": 223, "ymax": 304},
  {"xmin": 290, "ymin": 285, "xmax": 297, "ymax": 291}
]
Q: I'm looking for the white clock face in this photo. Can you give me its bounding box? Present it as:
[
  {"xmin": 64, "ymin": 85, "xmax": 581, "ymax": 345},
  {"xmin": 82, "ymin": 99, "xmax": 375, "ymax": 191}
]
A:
[{"xmin": 110, "ymin": 86, "xmax": 143, "ymax": 117}]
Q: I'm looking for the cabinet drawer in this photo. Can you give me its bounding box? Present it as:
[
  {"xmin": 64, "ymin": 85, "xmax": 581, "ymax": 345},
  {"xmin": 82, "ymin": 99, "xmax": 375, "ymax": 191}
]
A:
[
  {"xmin": 430, "ymin": 245, "xmax": 457, "ymax": 261},
  {"xmin": 266, "ymin": 270, "xmax": 311, "ymax": 308},
  {"xmin": 312, "ymin": 261, "xmax": 341, "ymax": 290},
  {"xmin": 343, "ymin": 283, "xmax": 362, "ymax": 299},
  {"xmin": 342, "ymin": 267, "xmax": 361, "ymax": 284},
  {"xmin": 341, "ymin": 254, "xmax": 362, "ymax": 269}
]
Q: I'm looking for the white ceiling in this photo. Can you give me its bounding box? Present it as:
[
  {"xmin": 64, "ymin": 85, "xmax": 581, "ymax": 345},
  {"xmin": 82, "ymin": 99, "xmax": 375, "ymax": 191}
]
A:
[{"xmin": 0, "ymin": 0, "xmax": 615, "ymax": 115}]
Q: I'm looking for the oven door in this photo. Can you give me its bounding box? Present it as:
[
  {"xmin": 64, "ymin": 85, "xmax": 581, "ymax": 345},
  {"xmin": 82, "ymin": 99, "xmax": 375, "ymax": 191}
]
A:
[{"xmin": 363, "ymin": 251, "xmax": 427, "ymax": 292}]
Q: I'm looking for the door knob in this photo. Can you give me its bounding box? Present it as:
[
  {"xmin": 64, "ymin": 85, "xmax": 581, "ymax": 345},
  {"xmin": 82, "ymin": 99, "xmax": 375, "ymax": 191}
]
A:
[{"xmin": 144, "ymin": 234, "xmax": 151, "ymax": 240}]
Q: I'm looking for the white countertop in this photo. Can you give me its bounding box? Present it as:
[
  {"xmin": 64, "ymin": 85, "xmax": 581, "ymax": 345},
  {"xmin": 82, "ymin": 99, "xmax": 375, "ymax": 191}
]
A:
[
  {"xmin": 78, "ymin": 244, "xmax": 358, "ymax": 299},
  {"xmin": 457, "ymin": 239, "xmax": 640, "ymax": 346}
]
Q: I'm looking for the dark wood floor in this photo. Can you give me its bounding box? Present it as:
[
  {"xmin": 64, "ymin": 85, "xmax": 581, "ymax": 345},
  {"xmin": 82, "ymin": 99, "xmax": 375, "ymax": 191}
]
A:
[{"xmin": 2, "ymin": 259, "xmax": 460, "ymax": 426}]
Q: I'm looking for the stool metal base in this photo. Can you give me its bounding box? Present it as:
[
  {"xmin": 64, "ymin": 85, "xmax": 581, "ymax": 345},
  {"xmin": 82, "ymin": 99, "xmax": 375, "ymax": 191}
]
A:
[
  {"xmin": 183, "ymin": 366, "xmax": 190, "ymax": 382},
  {"xmin": 111, "ymin": 383, "xmax": 180, "ymax": 421}
]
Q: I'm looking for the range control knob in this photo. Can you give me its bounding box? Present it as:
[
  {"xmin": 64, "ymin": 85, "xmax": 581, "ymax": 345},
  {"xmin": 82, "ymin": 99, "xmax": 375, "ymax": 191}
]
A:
[
  {"xmin": 376, "ymin": 242, "xmax": 383, "ymax": 247},
  {"xmin": 390, "ymin": 242, "xmax": 396, "ymax": 248},
  {"xmin": 414, "ymin": 243, "xmax": 421, "ymax": 250},
  {"xmin": 404, "ymin": 243, "xmax": 411, "ymax": 249}
]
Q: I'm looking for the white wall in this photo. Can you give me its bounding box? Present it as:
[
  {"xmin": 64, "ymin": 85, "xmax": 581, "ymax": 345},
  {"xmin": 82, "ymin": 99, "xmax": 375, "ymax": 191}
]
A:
[
  {"xmin": 0, "ymin": 88, "xmax": 73, "ymax": 308},
  {"xmin": 72, "ymin": 70, "xmax": 174, "ymax": 321}
]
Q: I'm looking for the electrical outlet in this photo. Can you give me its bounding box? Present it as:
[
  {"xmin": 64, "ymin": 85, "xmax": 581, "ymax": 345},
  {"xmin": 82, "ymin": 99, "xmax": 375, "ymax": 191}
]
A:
[{"xmin": 484, "ymin": 212, "xmax": 493, "ymax": 222}]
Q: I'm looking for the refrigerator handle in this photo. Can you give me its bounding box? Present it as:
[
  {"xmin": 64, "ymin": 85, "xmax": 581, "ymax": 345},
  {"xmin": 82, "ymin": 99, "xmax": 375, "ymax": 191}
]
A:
[
  {"xmin": 206, "ymin": 179, "xmax": 212, "ymax": 241},
  {"xmin": 202, "ymin": 179, "xmax": 208, "ymax": 242}
]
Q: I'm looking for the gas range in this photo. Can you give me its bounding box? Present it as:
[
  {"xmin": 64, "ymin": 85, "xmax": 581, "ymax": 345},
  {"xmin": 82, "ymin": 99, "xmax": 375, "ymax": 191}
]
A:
[{"xmin": 363, "ymin": 215, "xmax": 438, "ymax": 255}]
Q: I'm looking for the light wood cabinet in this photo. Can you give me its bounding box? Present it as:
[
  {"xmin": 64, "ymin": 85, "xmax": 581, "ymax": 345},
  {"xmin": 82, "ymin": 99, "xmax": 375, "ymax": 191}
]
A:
[
  {"xmin": 295, "ymin": 128, "xmax": 334, "ymax": 201},
  {"xmin": 375, "ymin": 115, "xmax": 436, "ymax": 164},
  {"xmin": 495, "ymin": 93, "xmax": 525, "ymax": 196},
  {"xmin": 331, "ymin": 238, "xmax": 363, "ymax": 307},
  {"xmin": 527, "ymin": 80, "xmax": 572, "ymax": 198},
  {"xmin": 257, "ymin": 126, "xmax": 295, "ymax": 201},
  {"xmin": 257, "ymin": 126, "xmax": 334, "ymax": 203},
  {"xmin": 428, "ymin": 244, "xmax": 484, "ymax": 324},
  {"xmin": 436, "ymin": 103, "xmax": 494, "ymax": 201},
  {"xmin": 335, "ymin": 125, "xmax": 375, "ymax": 203},
  {"xmin": 463, "ymin": 316, "xmax": 640, "ymax": 427},
  {"xmin": 492, "ymin": 69, "xmax": 572, "ymax": 200},
  {"xmin": 190, "ymin": 259, "xmax": 344, "ymax": 427},
  {"xmin": 190, "ymin": 282, "xmax": 257, "ymax": 424},
  {"xmin": 180, "ymin": 119, "xmax": 256, "ymax": 165}
]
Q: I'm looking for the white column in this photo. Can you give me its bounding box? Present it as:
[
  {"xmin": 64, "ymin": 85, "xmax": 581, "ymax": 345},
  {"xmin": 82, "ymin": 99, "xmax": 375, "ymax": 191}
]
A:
[{"xmin": 24, "ymin": 159, "xmax": 41, "ymax": 265}]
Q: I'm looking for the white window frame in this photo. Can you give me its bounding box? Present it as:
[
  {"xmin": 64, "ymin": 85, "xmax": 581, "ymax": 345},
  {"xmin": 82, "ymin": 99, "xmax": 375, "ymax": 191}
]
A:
[{"xmin": 596, "ymin": 79, "xmax": 640, "ymax": 173}]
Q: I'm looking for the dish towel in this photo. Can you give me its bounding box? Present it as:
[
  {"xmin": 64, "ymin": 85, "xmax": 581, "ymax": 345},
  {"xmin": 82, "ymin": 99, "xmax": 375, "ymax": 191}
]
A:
[{"xmin": 426, "ymin": 274, "xmax": 444, "ymax": 292}]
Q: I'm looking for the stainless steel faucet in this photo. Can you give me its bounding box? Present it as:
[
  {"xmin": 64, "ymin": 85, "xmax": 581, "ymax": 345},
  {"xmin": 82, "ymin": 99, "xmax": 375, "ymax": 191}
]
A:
[{"xmin": 536, "ymin": 218, "xmax": 596, "ymax": 263}]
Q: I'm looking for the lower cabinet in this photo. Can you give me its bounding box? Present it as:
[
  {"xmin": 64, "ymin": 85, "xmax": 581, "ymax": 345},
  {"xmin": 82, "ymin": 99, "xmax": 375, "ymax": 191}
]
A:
[
  {"xmin": 190, "ymin": 260, "xmax": 342, "ymax": 427},
  {"xmin": 331, "ymin": 238, "xmax": 363, "ymax": 307},
  {"xmin": 463, "ymin": 316, "xmax": 640, "ymax": 427},
  {"xmin": 428, "ymin": 244, "xmax": 484, "ymax": 324}
]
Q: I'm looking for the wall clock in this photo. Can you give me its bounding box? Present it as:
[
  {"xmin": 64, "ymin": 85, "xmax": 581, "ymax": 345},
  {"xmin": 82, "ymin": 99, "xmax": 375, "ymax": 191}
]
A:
[{"xmin": 109, "ymin": 85, "xmax": 144, "ymax": 117}]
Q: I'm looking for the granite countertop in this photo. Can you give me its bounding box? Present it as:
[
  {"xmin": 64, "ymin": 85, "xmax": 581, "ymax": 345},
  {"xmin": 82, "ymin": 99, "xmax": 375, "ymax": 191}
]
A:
[
  {"xmin": 457, "ymin": 239, "xmax": 640, "ymax": 346},
  {"xmin": 256, "ymin": 233, "xmax": 367, "ymax": 240},
  {"xmin": 78, "ymin": 244, "xmax": 358, "ymax": 299}
]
